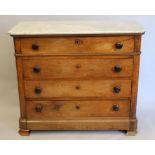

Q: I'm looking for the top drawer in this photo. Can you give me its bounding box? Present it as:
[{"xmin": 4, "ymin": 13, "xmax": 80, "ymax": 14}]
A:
[{"xmin": 19, "ymin": 36, "xmax": 135, "ymax": 55}]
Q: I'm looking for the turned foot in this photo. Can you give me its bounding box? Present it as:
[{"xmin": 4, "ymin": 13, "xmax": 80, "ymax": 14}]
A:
[
  {"xmin": 125, "ymin": 130, "xmax": 137, "ymax": 136},
  {"xmin": 19, "ymin": 129, "xmax": 30, "ymax": 136}
]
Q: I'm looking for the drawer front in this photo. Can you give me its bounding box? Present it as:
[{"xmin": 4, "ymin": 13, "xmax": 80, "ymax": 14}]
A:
[
  {"xmin": 20, "ymin": 36, "xmax": 134, "ymax": 55},
  {"xmin": 27, "ymin": 100, "xmax": 130, "ymax": 119},
  {"xmin": 25, "ymin": 80, "xmax": 131, "ymax": 98},
  {"xmin": 23, "ymin": 58, "xmax": 133, "ymax": 80}
]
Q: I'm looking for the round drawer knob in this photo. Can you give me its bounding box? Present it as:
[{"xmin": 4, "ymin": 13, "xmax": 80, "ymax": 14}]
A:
[
  {"xmin": 35, "ymin": 87, "xmax": 42, "ymax": 94},
  {"xmin": 33, "ymin": 65, "xmax": 41, "ymax": 73},
  {"xmin": 32, "ymin": 44, "xmax": 39, "ymax": 50},
  {"xmin": 35, "ymin": 104, "xmax": 43, "ymax": 112},
  {"xmin": 113, "ymin": 86, "xmax": 121, "ymax": 93},
  {"xmin": 113, "ymin": 65, "xmax": 122, "ymax": 72},
  {"xmin": 112, "ymin": 104, "xmax": 120, "ymax": 111},
  {"xmin": 115, "ymin": 42, "xmax": 123, "ymax": 49}
]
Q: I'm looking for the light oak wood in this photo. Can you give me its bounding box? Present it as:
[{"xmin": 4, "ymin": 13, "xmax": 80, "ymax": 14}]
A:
[
  {"xmin": 11, "ymin": 33, "xmax": 143, "ymax": 136},
  {"xmin": 14, "ymin": 38, "xmax": 21, "ymax": 54},
  {"xmin": 27, "ymin": 117, "xmax": 131, "ymax": 130},
  {"xmin": 26, "ymin": 100, "xmax": 130, "ymax": 119},
  {"xmin": 23, "ymin": 57, "xmax": 133, "ymax": 80},
  {"xmin": 15, "ymin": 57, "xmax": 27, "ymax": 128},
  {"xmin": 20, "ymin": 36, "xmax": 134, "ymax": 55},
  {"xmin": 126, "ymin": 129, "xmax": 137, "ymax": 136},
  {"xmin": 24, "ymin": 80, "xmax": 131, "ymax": 98},
  {"xmin": 19, "ymin": 129, "xmax": 30, "ymax": 136},
  {"xmin": 128, "ymin": 35, "xmax": 141, "ymax": 132}
]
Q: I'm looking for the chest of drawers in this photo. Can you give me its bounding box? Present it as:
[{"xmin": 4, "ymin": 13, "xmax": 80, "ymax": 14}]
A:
[{"xmin": 9, "ymin": 21, "xmax": 144, "ymax": 136}]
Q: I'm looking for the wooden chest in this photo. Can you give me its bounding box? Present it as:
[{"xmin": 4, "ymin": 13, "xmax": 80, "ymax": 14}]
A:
[{"xmin": 9, "ymin": 21, "xmax": 144, "ymax": 136}]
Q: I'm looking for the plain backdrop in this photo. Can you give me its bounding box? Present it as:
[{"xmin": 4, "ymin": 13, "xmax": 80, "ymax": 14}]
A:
[{"xmin": 0, "ymin": 15, "xmax": 155, "ymax": 139}]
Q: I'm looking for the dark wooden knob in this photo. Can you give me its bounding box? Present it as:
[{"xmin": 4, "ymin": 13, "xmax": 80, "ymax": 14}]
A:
[
  {"xmin": 113, "ymin": 86, "xmax": 121, "ymax": 93},
  {"xmin": 115, "ymin": 42, "xmax": 123, "ymax": 49},
  {"xmin": 112, "ymin": 104, "xmax": 120, "ymax": 111},
  {"xmin": 35, "ymin": 87, "xmax": 42, "ymax": 94},
  {"xmin": 113, "ymin": 65, "xmax": 122, "ymax": 72},
  {"xmin": 75, "ymin": 39, "xmax": 83, "ymax": 45},
  {"xmin": 32, "ymin": 44, "xmax": 39, "ymax": 50},
  {"xmin": 35, "ymin": 104, "xmax": 43, "ymax": 112},
  {"xmin": 33, "ymin": 65, "xmax": 41, "ymax": 73}
]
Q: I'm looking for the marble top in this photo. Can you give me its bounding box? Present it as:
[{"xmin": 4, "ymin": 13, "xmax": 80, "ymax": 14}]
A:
[{"xmin": 8, "ymin": 21, "xmax": 145, "ymax": 35}]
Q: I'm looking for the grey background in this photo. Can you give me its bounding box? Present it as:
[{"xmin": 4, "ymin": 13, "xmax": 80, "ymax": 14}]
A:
[{"xmin": 0, "ymin": 15, "xmax": 154, "ymax": 139}]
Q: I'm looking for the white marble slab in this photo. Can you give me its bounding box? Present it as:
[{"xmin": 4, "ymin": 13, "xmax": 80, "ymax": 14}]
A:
[{"xmin": 8, "ymin": 21, "xmax": 145, "ymax": 35}]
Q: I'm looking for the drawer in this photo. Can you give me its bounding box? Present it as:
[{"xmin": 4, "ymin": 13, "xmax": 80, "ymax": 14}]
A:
[
  {"xmin": 23, "ymin": 57, "xmax": 133, "ymax": 80},
  {"xmin": 25, "ymin": 80, "xmax": 131, "ymax": 98},
  {"xmin": 20, "ymin": 36, "xmax": 134, "ymax": 55},
  {"xmin": 26, "ymin": 100, "xmax": 130, "ymax": 119}
]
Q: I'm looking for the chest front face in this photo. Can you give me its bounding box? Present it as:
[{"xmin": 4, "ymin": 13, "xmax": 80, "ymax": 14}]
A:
[{"xmin": 10, "ymin": 21, "xmax": 144, "ymax": 136}]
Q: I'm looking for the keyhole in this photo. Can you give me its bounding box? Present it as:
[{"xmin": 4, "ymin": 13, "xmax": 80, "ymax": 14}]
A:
[
  {"xmin": 75, "ymin": 85, "xmax": 80, "ymax": 90},
  {"xmin": 75, "ymin": 105, "xmax": 80, "ymax": 110},
  {"xmin": 75, "ymin": 64, "xmax": 81, "ymax": 69},
  {"xmin": 75, "ymin": 39, "xmax": 83, "ymax": 45}
]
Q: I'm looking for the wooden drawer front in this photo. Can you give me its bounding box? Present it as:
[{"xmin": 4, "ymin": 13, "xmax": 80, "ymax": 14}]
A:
[
  {"xmin": 23, "ymin": 58, "xmax": 133, "ymax": 80},
  {"xmin": 27, "ymin": 100, "xmax": 130, "ymax": 119},
  {"xmin": 20, "ymin": 36, "xmax": 134, "ymax": 55},
  {"xmin": 25, "ymin": 80, "xmax": 131, "ymax": 98}
]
